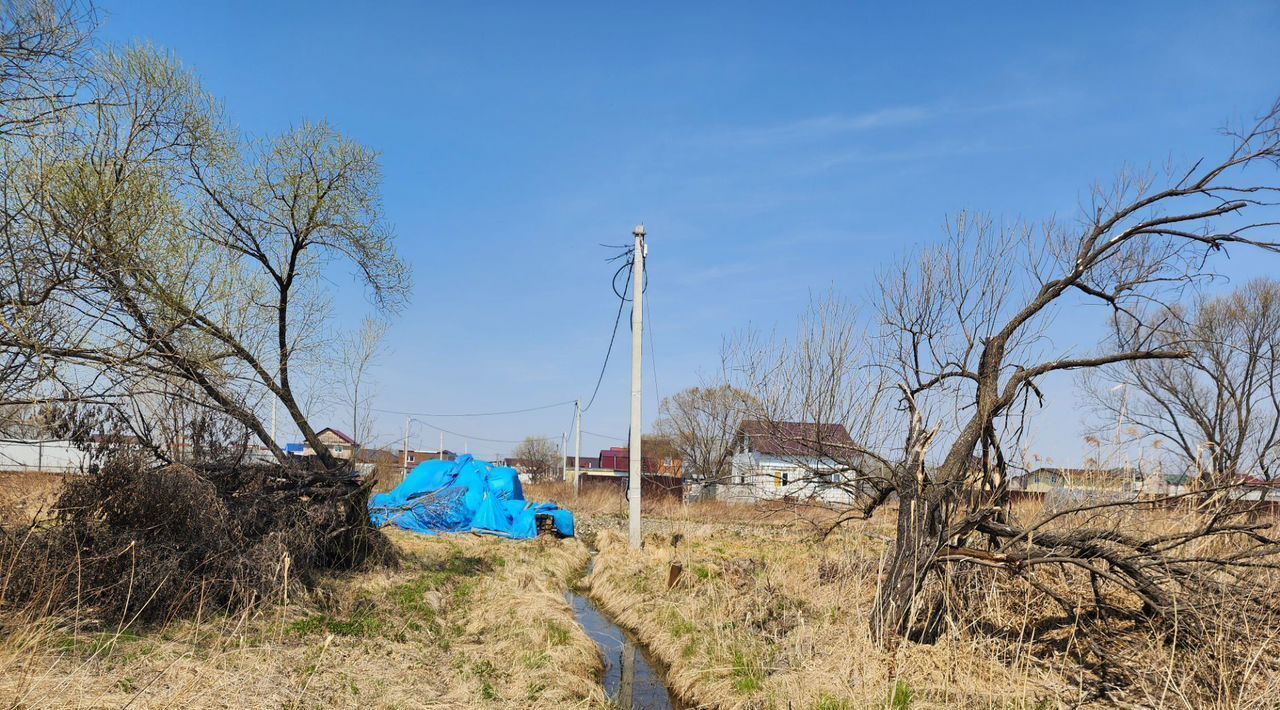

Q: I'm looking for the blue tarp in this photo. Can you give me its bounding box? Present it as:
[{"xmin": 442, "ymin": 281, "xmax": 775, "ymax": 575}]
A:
[{"xmin": 369, "ymin": 454, "xmax": 574, "ymax": 539}]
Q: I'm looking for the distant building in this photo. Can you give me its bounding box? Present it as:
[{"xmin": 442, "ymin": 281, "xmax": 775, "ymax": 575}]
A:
[
  {"xmin": 594, "ymin": 446, "xmax": 682, "ymax": 477},
  {"xmin": 563, "ymin": 455, "xmax": 601, "ymax": 471},
  {"xmin": 502, "ymin": 457, "xmax": 530, "ymax": 473},
  {"xmin": 1011, "ymin": 467, "xmax": 1143, "ymax": 495},
  {"xmin": 1137, "ymin": 469, "xmax": 1191, "ymax": 497},
  {"xmin": 720, "ymin": 420, "xmax": 876, "ymax": 504},
  {"xmin": 402, "ymin": 449, "xmax": 456, "ymax": 472},
  {"xmin": 292, "ymin": 427, "xmax": 360, "ymax": 460},
  {"xmin": 1230, "ymin": 475, "xmax": 1280, "ymax": 503}
]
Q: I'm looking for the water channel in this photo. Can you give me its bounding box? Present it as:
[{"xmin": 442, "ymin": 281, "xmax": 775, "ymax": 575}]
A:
[{"xmin": 567, "ymin": 555, "xmax": 687, "ymax": 709}]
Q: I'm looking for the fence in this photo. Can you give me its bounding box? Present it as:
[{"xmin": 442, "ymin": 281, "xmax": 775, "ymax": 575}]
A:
[
  {"xmin": 0, "ymin": 440, "xmax": 285, "ymax": 473},
  {"xmin": 577, "ymin": 473, "xmax": 684, "ymax": 504},
  {"xmin": 0, "ymin": 440, "xmax": 89, "ymax": 473}
]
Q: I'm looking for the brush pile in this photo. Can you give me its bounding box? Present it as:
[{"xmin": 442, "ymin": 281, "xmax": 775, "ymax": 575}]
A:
[{"xmin": 0, "ymin": 451, "xmax": 391, "ymax": 625}]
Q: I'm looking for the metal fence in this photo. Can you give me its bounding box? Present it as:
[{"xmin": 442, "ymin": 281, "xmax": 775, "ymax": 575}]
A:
[
  {"xmin": 0, "ymin": 439, "xmax": 89, "ymax": 473},
  {"xmin": 578, "ymin": 473, "xmax": 684, "ymax": 504}
]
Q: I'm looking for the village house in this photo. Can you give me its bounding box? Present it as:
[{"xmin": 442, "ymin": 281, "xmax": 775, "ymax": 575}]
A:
[
  {"xmin": 562, "ymin": 455, "xmax": 601, "ymax": 472},
  {"xmin": 1137, "ymin": 470, "xmax": 1192, "ymax": 497},
  {"xmin": 290, "ymin": 427, "xmax": 360, "ymax": 460},
  {"xmin": 501, "ymin": 457, "xmax": 530, "ymax": 475},
  {"xmin": 591, "ymin": 446, "xmax": 682, "ymax": 477},
  {"xmin": 719, "ymin": 420, "xmax": 873, "ymax": 504},
  {"xmin": 403, "ymin": 448, "xmax": 455, "ymax": 471},
  {"xmin": 1230, "ymin": 475, "xmax": 1280, "ymax": 503},
  {"xmin": 1008, "ymin": 465, "xmax": 1152, "ymax": 506},
  {"xmin": 1010, "ymin": 466, "xmax": 1143, "ymax": 495}
]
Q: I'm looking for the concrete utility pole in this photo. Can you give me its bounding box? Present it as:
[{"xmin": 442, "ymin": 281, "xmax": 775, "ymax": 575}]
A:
[
  {"xmin": 561, "ymin": 432, "xmax": 567, "ymax": 481},
  {"xmin": 574, "ymin": 399, "xmax": 582, "ymax": 496},
  {"xmin": 628, "ymin": 224, "xmax": 646, "ymax": 548},
  {"xmin": 401, "ymin": 416, "xmax": 410, "ymax": 480},
  {"xmin": 439, "ymin": 431, "xmax": 444, "ymax": 460}
]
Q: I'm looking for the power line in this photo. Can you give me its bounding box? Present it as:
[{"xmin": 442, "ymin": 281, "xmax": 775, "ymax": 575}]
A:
[
  {"xmin": 372, "ymin": 400, "xmax": 574, "ymax": 418},
  {"xmin": 582, "ymin": 429, "xmax": 626, "ymax": 441},
  {"xmin": 644, "ymin": 265, "xmax": 661, "ymax": 413},
  {"xmin": 374, "ymin": 239, "xmax": 645, "ymax": 445},
  {"xmin": 408, "ymin": 418, "xmax": 561, "ymax": 446},
  {"xmin": 581, "ymin": 247, "xmax": 633, "ymax": 413}
]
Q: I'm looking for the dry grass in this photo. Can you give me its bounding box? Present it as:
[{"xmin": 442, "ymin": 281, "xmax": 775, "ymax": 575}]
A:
[
  {"xmin": 992, "ymin": 498, "xmax": 1280, "ymax": 708},
  {"xmin": 0, "ymin": 471, "xmax": 65, "ymax": 524},
  {"xmin": 10, "ymin": 473, "xmax": 1278, "ymax": 708},
  {"xmin": 586, "ymin": 521, "xmax": 1068, "ymax": 709},
  {"xmin": 0, "ymin": 530, "xmax": 607, "ymax": 708},
  {"xmin": 581, "ymin": 498, "xmax": 1280, "ymax": 709},
  {"xmin": 527, "ymin": 481, "xmax": 844, "ymax": 532}
]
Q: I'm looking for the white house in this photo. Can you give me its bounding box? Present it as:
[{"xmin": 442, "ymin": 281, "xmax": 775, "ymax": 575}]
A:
[
  {"xmin": 1230, "ymin": 475, "xmax": 1280, "ymax": 503},
  {"xmin": 719, "ymin": 420, "xmax": 875, "ymax": 505}
]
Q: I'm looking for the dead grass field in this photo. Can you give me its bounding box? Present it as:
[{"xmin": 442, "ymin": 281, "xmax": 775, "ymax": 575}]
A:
[
  {"xmin": 586, "ymin": 519, "xmax": 1071, "ymax": 709},
  {"xmin": 7, "ymin": 474, "xmax": 1280, "ymax": 708},
  {"xmin": 571, "ymin": 493, "xmax": 1280, "ymax": 710},
  {"xmin": 527, "ymin": 481, "xmax": 847, "ymax": 536},
  {"xmin": 0, "ymin": 527, "xmax": 607, "ymax": 709},
  {"xmin": 0, "ymin": 471, "xmax": 65, "ymax": 524}
]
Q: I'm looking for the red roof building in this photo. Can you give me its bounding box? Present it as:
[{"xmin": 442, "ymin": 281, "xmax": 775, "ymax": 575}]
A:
[{"xmin": 733, "ymin": 420, "xmax": 857, "ymax": 458}]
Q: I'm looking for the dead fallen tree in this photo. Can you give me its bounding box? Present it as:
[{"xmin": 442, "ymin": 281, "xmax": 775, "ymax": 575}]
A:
[
  {"xmin": 0, "ymin": 451, "xmax": 392, "ymax": 626},
  {"xmin": 916, "ymin": 496, "xmax": 1280, "ymax": 701}
]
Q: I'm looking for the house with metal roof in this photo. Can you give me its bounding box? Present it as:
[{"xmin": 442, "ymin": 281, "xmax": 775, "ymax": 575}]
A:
[
  {"xmin": 291, "ymin": 427, "xmax": 360, "ymax": 460},
  {"xmin": 718, "ymin": 420, "xmax": 878, "ymax": 504}
]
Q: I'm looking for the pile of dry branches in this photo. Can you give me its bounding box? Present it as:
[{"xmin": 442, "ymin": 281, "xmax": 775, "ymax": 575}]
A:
[
  {"xmin": 923, "ymin": 498, "xmax": 1280, "ymax": 701},
  {"xmin": 0, "ymin": 452, "xmax": 392, "ymax": 626}
]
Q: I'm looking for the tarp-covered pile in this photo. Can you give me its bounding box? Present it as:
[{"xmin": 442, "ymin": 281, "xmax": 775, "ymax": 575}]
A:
[{"xmin": 369, "ymin": 454, "xmax": 574, "ymax": 539}]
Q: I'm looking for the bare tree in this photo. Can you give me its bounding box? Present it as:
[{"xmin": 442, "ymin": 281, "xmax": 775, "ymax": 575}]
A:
[
  {"xmin": 181, "ymin": 121, "xmax": 411, "ymax": 468},
  {"xmin": 652, "ymin": 384, "xmax": 753, "ymax": 484},
  {"xmin": 331, "ymin": 317, "xmax": 389, "ymax": 459},
  {"xmin": 0, "ymin": 1, "xmax": 394, "ymax": 616},
  {"xmin": 866, "ymin": 101, "xmax": 1280, "ymax": 643},
  {"xmin": 733, "ymin": 104, "xmax": 1280, "ymax": 653},
  {"xmin": 511, "ymin": 436, "xmax": 560, "ymax": 483},
  {"xmin": 0, "ymin": 0, "xmax": 97, "ymax": 408},
  {"xmin": 1085, "ymin": 277, "xmax": 1280, "ymax": 486},
  {"xmin": 727, "ymin": 297, "xmax": 898, "ymax": 516},
  {"xmin": 0, "ymin": 0, "xmax": 96, "ymax": 140}
]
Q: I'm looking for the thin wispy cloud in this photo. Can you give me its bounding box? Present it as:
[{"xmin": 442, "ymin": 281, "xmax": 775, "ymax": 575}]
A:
[
  {"xmin": 672, "ymin": 261, "xmax": 761, "ymax": 287},
  {"xmin": 715, "ymin": 94, "xmax": 1061, "ymax": 148},
  {"xmin": 727, "ymin": 106, "xmax": 930, "ymax": 144},
  {"xmin": 800, "ymin": 137, "xmax": 1019, "ymax": 174}
]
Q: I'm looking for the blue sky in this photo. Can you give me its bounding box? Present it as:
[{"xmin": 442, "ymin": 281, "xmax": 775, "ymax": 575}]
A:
[{"xmin": 99, "ymin": 1, "xmax": 1280, "ymax": 463}]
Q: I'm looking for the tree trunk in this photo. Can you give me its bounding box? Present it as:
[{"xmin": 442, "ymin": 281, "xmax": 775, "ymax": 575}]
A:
[
  {"xmin": 870, "ymin": 387, "xmax": 988, "ymax": 644},
  {"xmin": 871, "ymin": 485, "xmax": 947, "ymax": 642}
]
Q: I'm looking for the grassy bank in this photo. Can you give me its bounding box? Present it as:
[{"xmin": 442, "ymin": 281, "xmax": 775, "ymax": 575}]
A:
[
  {"xmin": 586, "ymin": 523, "xmax": 1070, "ymax": 709},
  {"xmin": 0, "ymin": 528, "xmax": 606, "ymax": 708},
  {"xmin": 578, "ymin": 492, "xmax": 1280, "ymax": 710}
]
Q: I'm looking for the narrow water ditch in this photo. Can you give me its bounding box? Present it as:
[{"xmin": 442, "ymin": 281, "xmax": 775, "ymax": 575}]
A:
[{"xmin": 568, "ymin": 553, "xmax": 688, "ymax": 710}]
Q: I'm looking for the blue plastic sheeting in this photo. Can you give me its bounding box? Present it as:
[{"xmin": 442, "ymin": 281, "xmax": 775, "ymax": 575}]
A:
[{"xmin": 369, "ymin": 454, "xmax": 574, "ymax": 539}]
